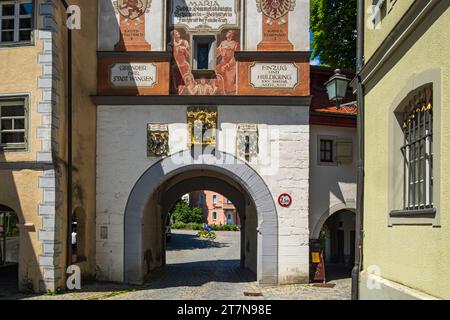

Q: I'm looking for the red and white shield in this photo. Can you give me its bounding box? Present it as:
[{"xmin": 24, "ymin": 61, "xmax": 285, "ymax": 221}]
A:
[
  {"xmin": 116, "ymin": 0, "xmax": 151, "ymax": 20},
  {"xmin": 257, "ymin": 0, "xmax": 296, "ymax": 20}
]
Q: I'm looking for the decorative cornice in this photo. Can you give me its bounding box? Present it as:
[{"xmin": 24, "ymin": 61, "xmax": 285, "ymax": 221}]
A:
[
  {"xmin": 235, "ymin": 51, "xmax": 311, "ymax": 61},
  {"xmin": 359, "ymin": 0, "xmax": 443, "ymax": 85},
  {"xmin": 91, "ymin": 95, "xmax": 312, "ymax": 106},
  {"xmin": 97, "ymin": 51, "xmax": 172, "ymax": 61}
]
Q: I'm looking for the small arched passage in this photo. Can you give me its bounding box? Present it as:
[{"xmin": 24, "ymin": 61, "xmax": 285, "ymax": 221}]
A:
[
  {"xmin": 124, "ymin": 150, "xmax": 278, "ymax": 285},
  {"xmin": 312, "ymin": 206, "xmax": 356, "ymax": 281},
  {"xmin": 311, "ymin": 203, "xmax": 356, "ymax": 240}
]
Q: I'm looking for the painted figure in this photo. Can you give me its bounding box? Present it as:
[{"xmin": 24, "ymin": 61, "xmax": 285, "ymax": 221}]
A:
[
  {"xmin": 194, "ymin": 78, "xmax": 214, "ymax": 95},
  {"xmin": 169, "ymin": 30, "xmax": 191, "ymax": 94},
  {"xmin": 169, "ymin": 30, "xmax": 191, "ymax": 78},
  {"xmin": 216, "ymin": 30, "xmax": 240, "ymax": 95},
  {"xmin": 210, "ymin": 76, "xmax": 225, "ymax": 95},
  {"xmin": 179, "ymin": 74, "xmax": 197, "ymax": 96}
]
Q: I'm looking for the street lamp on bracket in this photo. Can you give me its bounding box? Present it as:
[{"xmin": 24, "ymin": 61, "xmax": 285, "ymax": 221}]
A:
[{"xmin": 325, "ymin": 69, "xmax": 351, "ymax": 109}]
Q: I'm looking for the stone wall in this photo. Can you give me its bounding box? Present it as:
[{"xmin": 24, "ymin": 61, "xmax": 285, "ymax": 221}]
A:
[{"xmin": 96, "ymin": 105, "xmax": 310, "ymax": 284}]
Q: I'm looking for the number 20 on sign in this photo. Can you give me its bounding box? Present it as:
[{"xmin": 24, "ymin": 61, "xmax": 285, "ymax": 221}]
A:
[{"xmin": 278, "ymin": 194, "xmax": 292, "ymax": 208}]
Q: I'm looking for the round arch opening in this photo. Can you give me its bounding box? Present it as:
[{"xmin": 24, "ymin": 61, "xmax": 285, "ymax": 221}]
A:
[{"xmin": 123, "ymin": 151, "xmax": 279, "ymax": 285}]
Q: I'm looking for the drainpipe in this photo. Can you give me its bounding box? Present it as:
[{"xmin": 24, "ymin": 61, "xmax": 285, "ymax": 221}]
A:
[
  {"xmin": 59, "ymin": 0, "xmax": 73, "ymax": 269},
  {"xmin": 351, "ymin": 0, "xmax": 365, "ymax": 301}
]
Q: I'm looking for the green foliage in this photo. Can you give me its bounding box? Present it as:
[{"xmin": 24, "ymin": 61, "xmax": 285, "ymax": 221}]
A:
[
  {"xmin": 44, "ymin": 287, "xmax": 65, "ymax": 296},
  {"xmin": 171, "ymin": 222, "xmax": 204, "ymax": 230},
  {"xmin": 171, "ymin": 222, "xmax": 239, "ymax": 232},
  {"xmin": 211, "ymin": 224, "xmax": 239, "ymax": 232},
  {"xmin": 170, "ymin": 200, "xmax": 203, "ymax": 224},
  {"xmin": 311, "ymin": 0, "xmax": 357, "ymax": 69}
]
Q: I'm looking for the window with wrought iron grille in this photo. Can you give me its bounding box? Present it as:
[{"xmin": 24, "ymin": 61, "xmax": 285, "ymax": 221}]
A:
[
  {"xmin": 0, "ymin": 96, "xmax": 28, "ymax": 150},
  {"xmin": 0, "ymin": 1, "xmax": 33, "ymax": 45},
  {"xmin": 401, "ymin": 86, "xmax": 433, "ymax": 210}
]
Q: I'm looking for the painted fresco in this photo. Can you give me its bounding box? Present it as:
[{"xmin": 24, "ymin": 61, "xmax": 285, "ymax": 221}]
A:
[
  {"xmin": 169, "ymin": 27, "xmax": 240, "ymax": 96},
  {"xmin": 169, "ymin": 0, "xmax": 240, "ymax": 96},
  {"xmin": 114, "ymin": 0, "xmax": 152, "ymax": 51},
  {"xmin": 256, "ymin": 0, "xmax": 295, "ymax": 51},
  {"xmin": 97, "ymin": 0, "xmax": 309, "ymax": 97}
]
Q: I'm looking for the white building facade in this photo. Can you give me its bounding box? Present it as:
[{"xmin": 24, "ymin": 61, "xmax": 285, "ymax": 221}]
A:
[{"xmin": 94, "ymin": 0, "xmax": 313, "ymax": 285}]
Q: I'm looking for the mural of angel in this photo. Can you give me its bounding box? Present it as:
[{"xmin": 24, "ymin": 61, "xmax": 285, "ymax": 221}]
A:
[
  {"xmin": 216, "ymin": 30, "xmax": 240, "ymax": 95},
  {"xmin": 210, "ymin": 76, "xmax": 226, "ymax": 95},
  {"xmin": 178, "ymin": 73, "xmax": 197, "ymax": 96},
  {"xmin": 168, "ymin": 29, "xmax": 192, "ymax": 93},
  {"xmin": 169, "ymin": 30, "xmax": 191, "ymax": 77},
  {"xmin": 194, "ymin": 78, "xmax": 214, "ymax": 96}
]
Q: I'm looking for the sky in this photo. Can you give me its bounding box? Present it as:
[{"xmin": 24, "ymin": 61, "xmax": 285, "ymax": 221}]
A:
[{"xmin": 309, "ymin": 30, "xmax": 321, "ymax": 66}]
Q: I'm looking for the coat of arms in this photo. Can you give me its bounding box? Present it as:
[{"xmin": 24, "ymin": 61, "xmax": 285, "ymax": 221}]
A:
[
  {"xmin": 257, "ymin": 0, "xmax": 296, "ymax": 24},
  {"xmin": 115, "ymin": 0, "xmax": 151, "ymax": 23},
  {"xmin": 147, "ymin": 124, "xmax": 169, "ymax": 157}
]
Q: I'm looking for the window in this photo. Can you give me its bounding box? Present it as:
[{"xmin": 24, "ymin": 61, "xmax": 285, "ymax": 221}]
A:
[
  {"xmin": 197, "ymin": 43, "xmax": 209, "ymax": 69},
  {"xmin": 212, "ymin": 195, "xmax": 217, "ymax": 205},
  {"xmin": 320, "ymin": 139, "xmax": 334, "ymax": 163},
  {"xmin": 0, "ymin": 96, "xmax": 28, "ymax": 150},
  {"xmin": 401, "ymin": 87, "xmax": 433, "ymax": 211},
  {"xmin": 198, "ymin": 195, "xmax": 204, "ymax": 205},
  {"xmin": 336, "ymin": 140, "xmax": 353, "ymax": 164},
  {"xmin": 0, "ymin": 1, "xmax": 33, "ymax": 45},
  {"xmin": 212, "ymin": 212, "xmax": 217, "ymax": 221},
  {"xmin": 371, "ymin": 0, "xmax": 397, "ymax": 25},
  {"xmin": 192, "ymin": 36, "xmax": 215, "ymax": 71}
]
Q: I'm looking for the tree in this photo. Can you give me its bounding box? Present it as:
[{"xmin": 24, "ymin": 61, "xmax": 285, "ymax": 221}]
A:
[
  {"xmin": 170, "ymin": 200, "xmax": 204, "ymax": 224},
  {"xmin": 311, "ymin": 0, "xmax": 357, "ymax": 69}
]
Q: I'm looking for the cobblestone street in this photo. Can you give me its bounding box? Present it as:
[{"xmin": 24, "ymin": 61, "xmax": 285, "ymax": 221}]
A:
[{"xmin": 2, "ymin": 230, "xmax": 350, "ymax": 300}]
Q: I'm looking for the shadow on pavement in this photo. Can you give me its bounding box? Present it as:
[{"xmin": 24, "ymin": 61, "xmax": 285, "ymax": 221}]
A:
[
  {"xmin": 167, "ymin": 232, "xmax": 231, "ymax": 251},
  {"xmin": 143, "ymin": 260, "xmax": 256, "ymax": 290},
  {"xmin": 0, "ymin": 264, "xmax": 21, "ymax": 299},
  {"xmin": 325, "ymin": 263, "xmax": 352, "ymax": 282}
]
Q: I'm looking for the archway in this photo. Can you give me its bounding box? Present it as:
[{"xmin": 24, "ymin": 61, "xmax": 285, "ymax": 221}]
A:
[
  {"xmin": 124, "ymin": 150, "xmax": 278, "ymax": 285},
  {"xmin": 160, "ymin": 176, "xmax": 247, "ymax": 267},
  {"xmin": 0, "ymin": 205, "xmax": 20, "ymax": 293},
  {"xmin": 319, "ymin": 209, "xmax": 356, "ymax": 280}
]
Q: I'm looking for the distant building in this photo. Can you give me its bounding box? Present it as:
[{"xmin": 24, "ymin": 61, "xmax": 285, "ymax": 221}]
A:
[
  {"xmin": 309, "ymin": 66, "xmax": 357, "ymax": 269},
  {"xmin": 190, "ymin": 191, "xmax": 240, "ymax": 226}
]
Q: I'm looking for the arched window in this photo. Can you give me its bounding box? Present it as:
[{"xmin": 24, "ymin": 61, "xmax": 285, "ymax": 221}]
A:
[{"xmin": 401, "ymin": 86, "xmax": 433, "ymax": 210}]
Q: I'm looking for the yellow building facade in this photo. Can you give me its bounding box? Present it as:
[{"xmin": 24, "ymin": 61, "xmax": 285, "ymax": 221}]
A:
[
  {"xmin": 359, "ymin": 0, "xmax": 450, "ymax": 299},
  {"xmin": 1, "ymin": 0, "xmax": 315, "ymax": 292},
  {"xmin": 0, "ymin": 0, "xmax": 97, "ymax": 292}
]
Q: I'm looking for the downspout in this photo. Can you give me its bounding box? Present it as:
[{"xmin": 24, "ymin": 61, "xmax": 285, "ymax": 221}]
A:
[
  {"xmin": 351, "ymin": 0, "xmax": 365, "ymax": 301},
  {"xmin": 59, "ymin": 0, "xmax": 73, "ymax": 269}
]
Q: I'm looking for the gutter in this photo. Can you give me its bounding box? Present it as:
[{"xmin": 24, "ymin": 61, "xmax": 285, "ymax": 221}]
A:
[
  {"xmin": 59, "ymin": 0, "xmax": 73, "ymax": 269},
  {"xmin": 351, "ymin": 0, "xmax": 365, "ymax": 301}
]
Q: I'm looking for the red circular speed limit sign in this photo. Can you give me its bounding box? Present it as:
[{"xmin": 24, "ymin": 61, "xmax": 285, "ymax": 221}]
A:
[{"xmin": 278, "ymin": 194, "xmax": 292, "ymax": 208}]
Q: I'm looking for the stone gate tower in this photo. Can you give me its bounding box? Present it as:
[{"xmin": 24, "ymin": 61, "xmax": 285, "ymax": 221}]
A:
[{"xmin": 94, "ymin": 0, "xmax": 311, "ymax": 285}]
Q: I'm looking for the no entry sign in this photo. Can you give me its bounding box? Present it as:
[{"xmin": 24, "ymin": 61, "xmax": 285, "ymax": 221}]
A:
[{"xmin": 278, "ymin": 193, "xmax": 292, "ymax": 208}]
